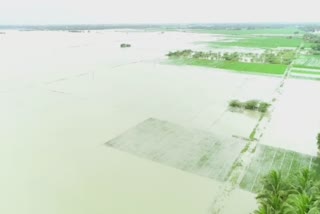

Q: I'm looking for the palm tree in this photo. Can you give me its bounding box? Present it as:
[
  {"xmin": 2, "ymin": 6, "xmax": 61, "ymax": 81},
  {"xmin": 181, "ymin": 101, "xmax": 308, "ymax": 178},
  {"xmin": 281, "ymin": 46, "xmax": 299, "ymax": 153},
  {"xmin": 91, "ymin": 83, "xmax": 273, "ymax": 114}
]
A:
[
  {"xmin": 255, "ymin": 195, "xmax": 283, "ymax": 214},
  {"xmin": 282, "ymin": 193, "xmax": 320, "ymax": 214},
  {"xmin": 254, "ymin": 169, "xmax": 320, "ymax": 214},
  {"xmin": 290, "ymin": 169, "xmax": 318, "ymax": 195},
  {"xmin": 254, "ymin": 204, "xmax": 270, "ymax": 214},
  {"xmin": 255, "ymin": 170, "xmax": 289, "ymax": 213}
]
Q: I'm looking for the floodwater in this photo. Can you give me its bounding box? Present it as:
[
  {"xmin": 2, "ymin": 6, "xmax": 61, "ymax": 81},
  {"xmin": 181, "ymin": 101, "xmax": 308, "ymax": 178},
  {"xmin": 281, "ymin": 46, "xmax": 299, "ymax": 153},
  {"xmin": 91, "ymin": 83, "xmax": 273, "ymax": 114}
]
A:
[
  {"xmin": 260, "ymin": 78, "xmax": 320, "ymax": 156},
  {"xmin": 0, "ymin": 30, "xmax": 281, "ymax": 213}
]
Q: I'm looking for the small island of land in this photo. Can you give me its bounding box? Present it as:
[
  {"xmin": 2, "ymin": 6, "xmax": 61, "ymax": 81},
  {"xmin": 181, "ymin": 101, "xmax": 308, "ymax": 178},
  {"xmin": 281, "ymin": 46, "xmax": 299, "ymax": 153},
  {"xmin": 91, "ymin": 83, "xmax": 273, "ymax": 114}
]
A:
[{"xmin": 120, "ymin": 43, "xmax": 131, "ymax": 48}]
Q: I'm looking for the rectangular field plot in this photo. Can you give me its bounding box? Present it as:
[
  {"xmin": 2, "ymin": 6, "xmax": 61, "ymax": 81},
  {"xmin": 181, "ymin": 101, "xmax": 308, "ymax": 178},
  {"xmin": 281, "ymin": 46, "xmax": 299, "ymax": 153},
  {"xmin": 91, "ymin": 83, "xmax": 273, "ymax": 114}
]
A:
[
  {"xmin": 290, "ymin": 68, "xmax": 320, "ymax": 80},
  {"xmin": 106, "ymin": 118, "xmax": 245, "ymax": 181},
  {"xmin": 293, "ymin": 55, "xmax": 320, "ymax": 69},
  {"xmin": 240, "ymin": 145, "xmax": 317, "ymax": 193}
]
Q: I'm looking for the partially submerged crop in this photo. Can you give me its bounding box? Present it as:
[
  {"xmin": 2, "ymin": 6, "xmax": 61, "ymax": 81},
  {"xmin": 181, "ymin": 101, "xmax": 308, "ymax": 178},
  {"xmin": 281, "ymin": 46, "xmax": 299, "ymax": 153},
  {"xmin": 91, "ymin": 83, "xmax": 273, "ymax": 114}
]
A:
[
  {"xmin": 258, "ymin": 102, "xmax": 271, "ymax": 113},
  {"xmin": 244, "ymin": 100, "xmax": 259, "ymax": 110},
  {"xmin": 229, "ymin": 99, "xmax": 271, "ymax": 113},
  {"xmin": 229, "ymin": 100, "xmax": 243, "ymax": 108},
  {"xmin": 120, "ymin": 43, "xmax": 131, "ymax": 48}
]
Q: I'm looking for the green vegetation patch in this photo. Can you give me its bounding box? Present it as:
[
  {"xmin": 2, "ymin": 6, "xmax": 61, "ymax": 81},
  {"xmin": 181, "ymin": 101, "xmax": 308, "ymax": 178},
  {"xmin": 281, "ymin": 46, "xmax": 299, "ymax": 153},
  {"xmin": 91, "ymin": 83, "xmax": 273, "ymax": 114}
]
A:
[
  {"xmin": 303, "ymin": 33, "xmax": 320, "ymax": 54},
  {"xmin": 120, "ymin": 43, "xmax": 131, "ymax": 48},
  {"xmin": 291, "ymin": 70, "xmax": 320, "ymax": 76},
  {"xmin": 172, "ymin": 58, "xmax": 287, "ymax": 75},
  {"xmin": 210, "ymin": 36, "xmax": 305, "ymax": 48},
  {"xmin": 293, "ymin": 55, "xmax": 320, "ymax": 69},
  {"xmin": 229, "ymin": 99, "xmax": 271, "ymax": 113},
  {"xmin": 254, "ymin": 168, "xmax": 320, "ymax": 213}
]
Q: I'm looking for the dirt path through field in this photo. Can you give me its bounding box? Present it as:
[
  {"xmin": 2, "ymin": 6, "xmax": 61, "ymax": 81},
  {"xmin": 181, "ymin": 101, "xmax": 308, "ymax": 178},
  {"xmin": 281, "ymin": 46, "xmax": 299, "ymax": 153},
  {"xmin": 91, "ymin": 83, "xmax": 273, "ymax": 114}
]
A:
[{"xmin": 208, "ymin": 45, "xmax": 301, "ymax": 213}]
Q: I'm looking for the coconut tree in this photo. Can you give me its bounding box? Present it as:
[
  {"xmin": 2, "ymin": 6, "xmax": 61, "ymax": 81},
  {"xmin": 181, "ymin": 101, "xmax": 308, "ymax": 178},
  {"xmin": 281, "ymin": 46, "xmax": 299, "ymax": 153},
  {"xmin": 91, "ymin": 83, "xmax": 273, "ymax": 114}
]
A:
[
  {"xmin": 255, "ymin": 170, "xmax": 289, "ymax": 213},
  {"xmin": 254, "ymin": 169, "xmax": 320, "ymax": 214},
  {"xmin": 282, "ymin": 193, "xmax": 320, "ymax": 214},
  {"xmin": 255, "ymin": 195, "xmax": 283, "ymax": 214},
  {"xmin": 317, "ymin": 133, "xmax": 320, "ymax": 152},
  {"xmin": 290, "ymin": 169, "xmax": 318, "ymax": 196}
]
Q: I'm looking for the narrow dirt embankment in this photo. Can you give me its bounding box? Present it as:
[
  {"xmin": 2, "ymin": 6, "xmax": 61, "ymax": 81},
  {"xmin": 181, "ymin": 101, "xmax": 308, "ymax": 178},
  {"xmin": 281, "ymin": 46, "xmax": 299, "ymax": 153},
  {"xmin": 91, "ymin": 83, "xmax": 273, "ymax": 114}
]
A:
[{"xmin": 208, "ymin": 45, "xmax": 301, "ymax": 213}]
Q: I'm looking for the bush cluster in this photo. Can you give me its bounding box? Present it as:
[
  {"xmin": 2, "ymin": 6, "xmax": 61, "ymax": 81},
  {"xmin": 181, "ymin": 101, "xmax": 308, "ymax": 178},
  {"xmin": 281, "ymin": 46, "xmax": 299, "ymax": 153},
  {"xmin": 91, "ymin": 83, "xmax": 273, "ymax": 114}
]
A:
[
  {"xmin": 166, "ymin": 49, "xmax": 295, "ymax": 65},
  {"xmin": 120, "ymin": 43, "xmax": 131, "ymax": 48},
  {"xmin": 229, "ymin": 99, "xmax": 270, "ymax": 113}
]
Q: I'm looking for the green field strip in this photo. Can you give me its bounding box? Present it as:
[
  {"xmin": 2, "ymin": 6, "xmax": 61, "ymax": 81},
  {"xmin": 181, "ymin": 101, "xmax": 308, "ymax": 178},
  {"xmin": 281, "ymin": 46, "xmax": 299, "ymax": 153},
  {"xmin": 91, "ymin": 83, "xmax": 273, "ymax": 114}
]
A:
[
  {"xmin": 293, "ymin": 64, "xmax": 320, "ymax": 70},
  {"xmin": 291, "ymin": 70, "xmax": 320, "ymax": 76}
]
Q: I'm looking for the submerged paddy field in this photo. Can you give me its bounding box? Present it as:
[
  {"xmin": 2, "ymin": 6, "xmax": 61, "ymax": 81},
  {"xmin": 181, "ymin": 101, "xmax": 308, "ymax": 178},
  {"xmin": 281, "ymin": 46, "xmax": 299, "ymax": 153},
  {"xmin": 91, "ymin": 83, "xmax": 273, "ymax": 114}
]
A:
[{"xmin": 106, "ymin": 118, "xmax": 246, "ymax": 182}]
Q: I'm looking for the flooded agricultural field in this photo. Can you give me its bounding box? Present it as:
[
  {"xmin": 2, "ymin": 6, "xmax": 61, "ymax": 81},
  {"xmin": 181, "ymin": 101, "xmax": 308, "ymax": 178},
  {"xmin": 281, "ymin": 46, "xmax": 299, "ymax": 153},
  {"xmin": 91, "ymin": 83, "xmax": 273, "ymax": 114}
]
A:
[{"xmin": 1, "ymin": 28, "xmax": 319, "ymax": 214}]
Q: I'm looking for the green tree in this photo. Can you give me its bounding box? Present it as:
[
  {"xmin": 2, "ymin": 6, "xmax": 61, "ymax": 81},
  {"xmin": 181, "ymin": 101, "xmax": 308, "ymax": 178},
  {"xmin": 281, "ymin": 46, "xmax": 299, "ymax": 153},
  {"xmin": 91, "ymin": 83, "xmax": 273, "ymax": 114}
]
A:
[
  {"xmin": 229, "ymin": 100, "xmax": 243, "ymax": 108},
  {"xmin": 291, "ymin": 169, "xmax": 318, "ymax": 195},
  {"xmin": 283, "ymin": 193, "xmax": 320, "ymax": 214},
  {"xmin": 244, "ymin": 100, "xmax": 259, "ymax": 110},
  {"xmin": 256, "ymin": 170, "xmax": 289, "ymax": 213},
  {"xmin": 258, "ymin": 102, "xmax": 271, "ymax": 113},
  {"xmin": 255, "ymin": 169, "xmax": 320, "ymax": 214}
]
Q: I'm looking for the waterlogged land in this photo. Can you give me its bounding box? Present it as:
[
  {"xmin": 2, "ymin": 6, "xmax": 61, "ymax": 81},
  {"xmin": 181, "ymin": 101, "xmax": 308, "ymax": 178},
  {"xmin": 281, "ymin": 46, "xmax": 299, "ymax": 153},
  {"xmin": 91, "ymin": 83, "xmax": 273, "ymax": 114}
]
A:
[
  {"xmin": 0, "ymin": 29, "xmax": 264, "ymax": 214},
  {"xmin": 164, "ymin": 25, "xmax": 320, "ymax": 212},
  {"xmin": 1, "ymin": 25, "xmax": 320, "ymax": 214}
]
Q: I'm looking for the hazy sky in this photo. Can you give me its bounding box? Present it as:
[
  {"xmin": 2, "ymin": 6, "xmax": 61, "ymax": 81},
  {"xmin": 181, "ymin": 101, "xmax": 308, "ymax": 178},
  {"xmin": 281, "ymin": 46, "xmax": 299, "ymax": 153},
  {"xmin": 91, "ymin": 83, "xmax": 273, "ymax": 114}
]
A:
[{"xmin": 1, "ymin": 0, "xmax": 319, "ymax": 25}]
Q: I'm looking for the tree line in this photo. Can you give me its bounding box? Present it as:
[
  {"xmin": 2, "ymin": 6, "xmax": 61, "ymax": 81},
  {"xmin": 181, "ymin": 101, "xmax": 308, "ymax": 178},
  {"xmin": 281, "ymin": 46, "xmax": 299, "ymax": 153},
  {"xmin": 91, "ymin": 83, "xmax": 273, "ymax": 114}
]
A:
[
  {"xmin": 167, "ymin": 49, "xmax": 295, "ymax": 65},
  {"xmin": 303, "ymin": 34, "xmax": 320, "ymax": 53}
]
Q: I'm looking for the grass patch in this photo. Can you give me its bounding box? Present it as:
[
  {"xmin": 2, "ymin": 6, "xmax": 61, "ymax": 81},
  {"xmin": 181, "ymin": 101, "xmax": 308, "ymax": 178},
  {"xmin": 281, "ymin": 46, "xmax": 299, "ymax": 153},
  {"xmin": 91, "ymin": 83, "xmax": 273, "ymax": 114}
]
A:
[
  {"xmin": 172, "ymin": 58, "xmax": 287, "ymax": 75},
  {"xmin": 249, "ymin": 128, "xmax": 257, "ymax": 141},
  {"xmin": 209, "ymin": 36, "xmax": 306, "ymax": 48},
  {"xmin": 241, "ymin": 142, "xmax": 251, "ymax": 154}
]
